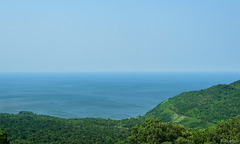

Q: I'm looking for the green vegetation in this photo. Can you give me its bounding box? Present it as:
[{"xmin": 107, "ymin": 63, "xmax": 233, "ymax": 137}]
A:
[
  {"xmin": 145, "ymin": 80, "xmax": 240, "ymax": 128},
  {"xmin": 0, "ymin": 111, "xmax": 144, "ymax": 144},
  {"xmin": 0, "ymin": 80, "xmax": 240, "ymax": 143},
  {"xmin": 0, "ymin": 129, "xmax": 9, "ymax": 144},
  {"xmin": 127, "ymin": 116, "xmax": 240, "ymax": 144},
  {"xmin": 144, "ymin": 99, "xmax": 214, "ymax": 128},
  {"xmin": 126, "ymin": 118, "xmax": 193, "ymax": 144},
  {"xmin": 170, "ymin": 81, "xmax": 240, "ymax": 123}
]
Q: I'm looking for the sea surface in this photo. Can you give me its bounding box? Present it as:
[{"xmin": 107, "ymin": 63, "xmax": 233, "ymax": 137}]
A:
[{"xmin": 0, "ymin": 72, "xmax": 239, "ymax": 120}]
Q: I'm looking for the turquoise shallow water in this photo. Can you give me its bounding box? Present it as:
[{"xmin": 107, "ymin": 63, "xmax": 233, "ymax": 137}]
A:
[{"xmin": 0, "ymin": 72, "xmax": 239, "ymax": 119}]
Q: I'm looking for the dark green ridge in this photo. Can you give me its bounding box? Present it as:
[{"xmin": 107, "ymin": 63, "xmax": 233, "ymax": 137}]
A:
[{"xmin": 0, "ymin": 111, "xmax": 144, "ymax": 144}]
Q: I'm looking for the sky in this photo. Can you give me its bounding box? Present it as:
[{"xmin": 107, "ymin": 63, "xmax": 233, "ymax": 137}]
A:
[{"xmin": 0, "ymin": 0, "xmax": 239, "ymax": 72}]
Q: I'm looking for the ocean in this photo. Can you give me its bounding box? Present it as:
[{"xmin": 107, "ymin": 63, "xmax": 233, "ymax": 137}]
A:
[{"xmin": 0, "ymin": 72, "xmax": 239, "ymax": 119}]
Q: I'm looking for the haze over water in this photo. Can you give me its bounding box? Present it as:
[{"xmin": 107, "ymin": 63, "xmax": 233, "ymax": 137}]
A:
[{"xmin": 0, "ymin": 72, "xmax": 240, "ymax": 119}]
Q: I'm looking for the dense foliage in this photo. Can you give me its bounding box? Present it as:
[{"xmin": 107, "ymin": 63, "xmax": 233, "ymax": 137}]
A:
[
  {"xmin": 127, "ymin": 116, "xmax": 240, "ymax": 144},
  {"xmin": 0, "ymin": 129, "xmax": 9, "ymax": 144},
  {"xmin": 126, "ymin": 118, "xmax": 193, "ymax": 144},
  {"xmin": 0, "ymin": 111, "xmax": 144, "ymax": 144},
  {"xmin": 169, "ymin": 80, "xmax": 240, "ymax": 123},
  {"xmin": 145, "ymin": 80, "xmax": 240, "ymax": 128}
]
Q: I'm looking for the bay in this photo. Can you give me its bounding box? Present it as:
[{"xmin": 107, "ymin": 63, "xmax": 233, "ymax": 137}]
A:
[{"xmin": 0, "ymin": 72, "xmax": 239, "ymax": 119}]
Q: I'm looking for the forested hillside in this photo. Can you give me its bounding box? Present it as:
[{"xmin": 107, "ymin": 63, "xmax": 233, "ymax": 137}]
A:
[
  {"xmin": 145, "ymin": 80, "xmax": 240, "ymax": 128},
  {"xmin": 0, "ymin": 111, "xmax": 143, "ymax": 144},
  {"xmin": 127, "ymin": 116, "xmax": 240, "ymax": 144}
]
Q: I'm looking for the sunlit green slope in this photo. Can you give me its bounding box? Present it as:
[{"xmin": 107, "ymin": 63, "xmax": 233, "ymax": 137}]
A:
[{"xmin": 145, "ymin": 80, "xmax": 240, "ymax": 128}]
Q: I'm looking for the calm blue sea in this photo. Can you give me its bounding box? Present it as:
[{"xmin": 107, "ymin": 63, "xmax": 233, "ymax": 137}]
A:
[{"xmin": 0, "ymin": 72, "xmax": 239, "ymax": 119}]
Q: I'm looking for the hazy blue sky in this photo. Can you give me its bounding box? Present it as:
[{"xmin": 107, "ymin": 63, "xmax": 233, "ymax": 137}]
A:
[{"xmin": 0, "ymin": 0, "xmax": 239, "ymax": 72}]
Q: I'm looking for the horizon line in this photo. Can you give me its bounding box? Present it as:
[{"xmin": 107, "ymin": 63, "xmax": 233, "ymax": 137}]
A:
[{"xmin": 0, "ymin": 71, "xmax": 240, "ymax": 73}]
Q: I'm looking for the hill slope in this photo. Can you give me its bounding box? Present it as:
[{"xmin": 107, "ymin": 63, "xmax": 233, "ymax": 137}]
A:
[
  {"xmin": 145, "ymin": 80, "xmax": 240, "ymax": 128},
  {"xmin": 0, "ymin": 111, "xmax": 144, "ymax": 144}
]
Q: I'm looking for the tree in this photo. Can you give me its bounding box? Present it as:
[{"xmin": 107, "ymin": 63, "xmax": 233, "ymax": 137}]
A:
[
  {"xmin": 0, "ymin": 129, "xmax": 9, "ymax": 144},
  {"xmin": 126, "ymin": 118, "xmax": 192, "ymax": 144}
]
